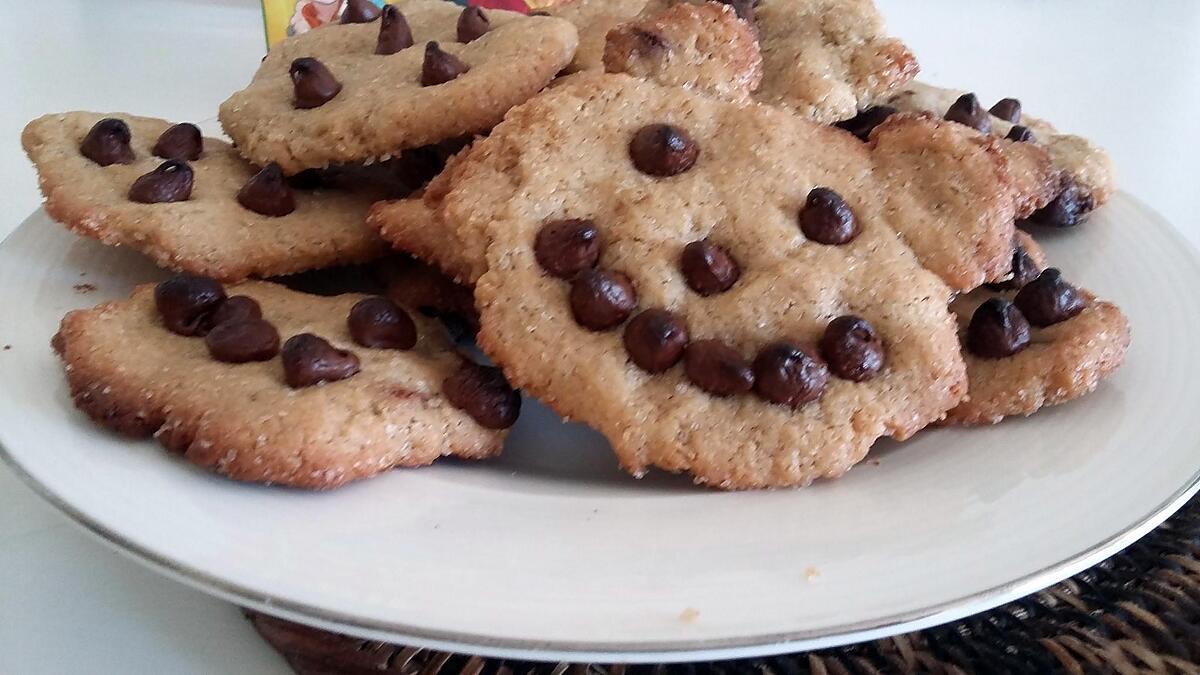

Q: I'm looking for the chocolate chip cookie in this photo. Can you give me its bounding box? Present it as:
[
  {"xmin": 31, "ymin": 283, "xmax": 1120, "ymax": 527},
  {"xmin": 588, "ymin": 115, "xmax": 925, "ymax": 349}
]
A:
[
  {"xmin": 22, "ymin": 112, "xmax": 389, "ymax": 281},
  {"xmin": 219, "ymin": 0, "xmax": 578, "ymax": 173},
  {"xmin": 52, "ymin": 279, "xmax": 517, "ymax": 488}
]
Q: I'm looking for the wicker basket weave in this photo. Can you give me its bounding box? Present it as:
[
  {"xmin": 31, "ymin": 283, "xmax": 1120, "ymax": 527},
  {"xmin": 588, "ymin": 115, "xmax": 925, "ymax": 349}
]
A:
[{"xmin": 247, "ymin": 493, "xmax": 1200, "ymax": 674}]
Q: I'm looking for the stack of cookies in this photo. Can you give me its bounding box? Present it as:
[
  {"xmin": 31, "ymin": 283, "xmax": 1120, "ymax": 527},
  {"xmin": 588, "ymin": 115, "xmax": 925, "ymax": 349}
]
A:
[{"xmin": 24, "ymin": 0, "xmax": 1129, "ymax": 490}]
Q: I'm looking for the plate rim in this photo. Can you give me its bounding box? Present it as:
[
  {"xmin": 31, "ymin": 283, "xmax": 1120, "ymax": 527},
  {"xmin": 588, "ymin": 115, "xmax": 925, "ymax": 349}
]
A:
[
  {"xmin": 3, "ymin": 196, "xmax": 1200, "ymax": 663},
  {"xmin": 5, "ymin": 436, "xmax": 1198, "ymax": 663}
]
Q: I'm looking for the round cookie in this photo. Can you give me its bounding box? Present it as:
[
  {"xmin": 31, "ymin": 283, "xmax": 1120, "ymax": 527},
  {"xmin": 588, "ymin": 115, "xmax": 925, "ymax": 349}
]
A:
[{"xmin": 219, "ymin": 0, "xmax": 578, "ymax": 173}]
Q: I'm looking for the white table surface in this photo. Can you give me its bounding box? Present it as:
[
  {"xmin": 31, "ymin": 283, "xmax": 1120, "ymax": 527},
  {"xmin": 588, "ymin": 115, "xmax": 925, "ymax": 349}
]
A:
[{"xmin": 1, "ymin": 1, "xmax": 1197, "ymax": 672}]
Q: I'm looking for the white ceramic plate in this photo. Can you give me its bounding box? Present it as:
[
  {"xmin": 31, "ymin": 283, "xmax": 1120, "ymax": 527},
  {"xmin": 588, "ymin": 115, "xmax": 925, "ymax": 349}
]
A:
[{"xmin": 1, "ymin": 196, "xmax": 1197, "ymax": 663}]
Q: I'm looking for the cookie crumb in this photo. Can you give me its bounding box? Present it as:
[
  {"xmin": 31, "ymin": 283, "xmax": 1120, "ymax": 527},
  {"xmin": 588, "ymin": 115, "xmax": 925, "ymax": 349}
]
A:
[
  {"xmin": 805, "ymin": 566, "xmax": 821, "ymax": 581},
  {"xmin": 870, "ymin": 459, "xmax": 881, "ymax": 466},
  {"xmin": 2, "ymin": 345, "xmax": 10, "ymax": 351},
  {"xmin": 73, "ymin": 283, "xmax": 97, "ymax": 294},
  {"xmin": 679, "ymin": 607, "xmax": 700, "ymax": 623}
]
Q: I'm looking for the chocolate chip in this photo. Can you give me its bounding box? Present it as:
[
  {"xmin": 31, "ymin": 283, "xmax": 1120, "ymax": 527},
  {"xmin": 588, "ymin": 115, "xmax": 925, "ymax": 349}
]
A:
[
  {"xmin": 629, "ymin": 28, "xmax": 668, "ymax": 54},
  {"xmin": 375, "ymin": 5, "xmax": 414, "ymax": 55},
  {"xmin": 1025, "ymin": 181, "xmax": 1095, "ymax": 228},
  {"xmin": 421, "ymin": 42, "xmax": 469, "ymax": 86},
  {"xmin": 443, "ymin": 361, "xmax": 521, "ymax": 429},
  {"xmin": 966, "ymin": 298, "xmax": 1031, "ymax": 359},
  {"xmin": 529, "ymin": 10, "xmax": 551, "ymax": 16},
  {"xmin": 752, "ymin": 341, "xmax": 829, "ymax": 407},
  {"xmin": 1013, "ymin": 268, "xmax": 1085, "ymax": 327},
  {"xmin": 800, "ymin": 187, "xmax": 859, "ymax": 245},
  {"xmin": 569, "ymin": 269, "xmax": 638, "ymax": 331},
  {"xmin": 1006, "ymin": 125, "xmax": 1036, "ymax": 143},
  {"xmin": 834, "ymin": 105, "xmax": 897, "ymax": 142},
  {"xmin": 629, "ymin": 124, "xmax": 699, "ymax": 177},
  {"xmin": 819, "ymin": 315, "xmax": 885, "ymax": 382},
  {"xmin": 348, "ymin": 296, "xmax": 417, "ymax": 350},
  {"xmin": 457, "ymin": 6, "xmax": 490, "ymax": 42},
  {"xmin": 152, "ymin": 123, "xmax": 203, "ymax": 161},
  {"xmin": 623, "ymin": 309, "xmax": 688, "ymax": 373},
  {"xmin": 989, "ymin": 98, "xmax": 1022, "ymax": 123},
  {"xmin": 290, "ymin": 57, "xmax": 342, "ymax": 109},
  {"xmin": 210, "ymin": 295, "xmax": 262, "ymax": 327},
  {"xmin": 944, "ymin": 93, "xmax": 992, "ymax": 134},
  {"xmin": 80, "ymin": 118, "xmax": 134, "ymax": 166},
  {"xmin": 154, "ymin": 274, "xmax": 226, "ymax": 336},
  {"xmin": 986, "ymin": 245, "xmax": 1040, "ymax": 291},
  {"xmin": 237, "ymin": 163, "xmax": 296, "ymax": 217},
  {"xmin": 340, "ymin": 0, "xmax": 381, "ymax": 23},
  {"xmin": 281, "ymin": 334, "xmax": 361, "ymax": 388},
  {"xmin": 535, "ymin": 219, "xmax": 600, "ymax": 279},
  {"xmin": 205, "ymin": 319, "xmax": 281, "ymax": 363},
  {"xmin": 684, "ymin": 339, "xmax": 754, "ymax": 397},
  {"xmin": 681, "ymin": 239, "xmax": 740, "ymax": 296},
  {"xmin": 127, "ymin": 160, "xmax": 193, "ymax": 204}
]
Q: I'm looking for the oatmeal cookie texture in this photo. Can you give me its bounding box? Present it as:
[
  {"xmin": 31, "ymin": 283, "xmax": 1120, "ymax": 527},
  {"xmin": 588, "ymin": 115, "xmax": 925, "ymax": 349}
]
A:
[
  {"xmin": 219, "ymin": 0, "xmax": 578, "ymax": 173},
  {"xmin": 946, "ymin": 233, "xmax": 1130, "ymax": 425},
  {"xmin": 52, "ymin": 281, "xmax": 507, "ymax": 489},
  {"xmin": 551, "ymin": 0, "xmax": 916, "ymax": 122},
  {"xmin": 602, "ymin": 2, "xmax": 762, "ymax": 103},
  {"xmin": 887, "ymin": 81, "xmax": 1115, "ymax": 221},
  {"xmin": 22, "ymin": 112, "xmax": 387, "ymax": 281},
  {"xmin": 372, "ymin": 76, "xmax": 1061, "ymax": 294},
  {"xmin": 378, "ymin": 73, "xmax": 979, "ymax": 488}
]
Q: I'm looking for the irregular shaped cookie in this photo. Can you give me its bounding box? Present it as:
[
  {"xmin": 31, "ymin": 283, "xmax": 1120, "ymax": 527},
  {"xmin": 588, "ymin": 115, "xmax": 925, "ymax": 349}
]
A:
[
  {"xmin": 553, "ymin": 0, "xmax": 916, "ymax": 123},
  {"xmin": 372, "ymin": 76, "xmax": 1060, "ymax": 293},
  {"xmin": 883, "ymin": 81, "xmax": 1115, "ymax": 226},
  {"xmin": 220, "ymin": 0, "xmax": 578, "ymax": 173},
  {"xmin": 376, "ymin": 73, "xmax": 984, "ymax": 489},
  {"xmin": 946, "ymin": 233, "xmax": 1130, "ymax": 425},
  {"xmin": 603, "ymin": 2, "xmax": 762, "ymax": 103},
  {"xmin": 53, "ymin": 279, "xmax": 517, "ymax": 489},
  {"xmin": 23, "ymin": 112, "xmax": 390, "ymax": 281}
]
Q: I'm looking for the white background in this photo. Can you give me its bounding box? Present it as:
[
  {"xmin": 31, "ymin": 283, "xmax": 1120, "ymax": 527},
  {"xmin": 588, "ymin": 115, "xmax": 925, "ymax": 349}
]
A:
[{"xmin": 1, "ymin": 0, "xmax": 1197, "ymax": 672}]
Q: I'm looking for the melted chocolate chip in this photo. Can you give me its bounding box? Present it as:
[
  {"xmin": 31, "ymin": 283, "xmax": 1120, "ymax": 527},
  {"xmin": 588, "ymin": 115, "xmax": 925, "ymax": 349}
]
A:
[
  {"xmin": 237, "ymin": 163, "xmax": 296, "ymax": 217},
  {"xmin": 376, "ymin": 5, "xmax": 414, "ymax": 55},
  {"xmin": 819, "ymin": 315, "xmax": 885, "ymax": 382},
  {"xmin": 443, "ymin": 361, "xmax": 521, "ymax": 429},
  {"xmin": 684, "ymin": 339, "xmax": 754, "ymax": 397},
  {"xmin": 287, "ymin": 168, "xmax": 326, "ymax": 190},
  {"xmin": 291, "ymin": 57, "xmax": 343, "ymax": 109},
  {"xmin": 80, "ymin": 118, "xmax": 134, "ymax": 166},
  {"xmin": 340, "ymin": 0, "xmax": 381, "ymax": 24},
  {"xmin": 205, "ymin": 319, "xmax": 281, "ymax": 363},
  {"xmin": 834, "ymin": 105, "xmax": 898, "ymax": 142},
  {"xmin": 1006, "ymin": 125, "xmax": 1036, "ymax": 143},
  {"xmin": 210, "ymin": 296, "xmax": 263, "ymax": 327},
  {"xmin": 154, "ymin": 275, "xmax": 226, "ymax": 336},
  {"xmin": 421, "ymin": 42, "xmax": 469, "ymax": 86},
  {"xmin": 944, "ymin": 93, "xmax": 992, "ymax": 134},
  {"xmin": 623, "ymin": 309, "xmax": 689, "ymax": 373},
  {"xmin": 1013, "ymin": 268, "xmax": 1085, "ymax": 327},
  {"xmin": 348, "ymin": 296, "xmax": 417, "ymax": 350},
  {"xmin": 989, "ymin": 98, "xmax": 1022, "ymax": 124},
  {"xmin": 800, "ymin": 187, "xmax": 859, "ymax": 245},
  {"xmin": 152, "ymin": 123, "xmax": 203, "ymax": 161},
  {"xmin": 281, "ymin": 334, "xmax": 361, "ymax": 388},
  {"xmin": 966, "ymin": 298, "xmax": 1031, "ymax": 359},
  {"xmin": 1025, "ymin": 181, "xmax": 1095, "ymax": 228},
  {"xmin": 569, "ymin": 269, "xmax": 638, "ymax": 331},
  {"xmin": 535, "ymin": 219, "xmax": 601, "ymax": 279},
  {"xmin": 629, "ymin": 124, "xmax": 699, "ymax": 177},
  {"xmin": 752, "ymin": 341, "xmax": 829, "ymax": 408},
  {"xmin": 986, "ymin": 245, "xmax": 1040, "ymax": 291},
  {"xmin": 127, "ymin": 160, "xmax": 193, "ymax": 204},
  {"xmin": 681, "ymin": 239, "xmax": 740, "ymax": 296},
  {"xmin": 457, "ymin": 6, "xmax": 490, "ymax": 42}
]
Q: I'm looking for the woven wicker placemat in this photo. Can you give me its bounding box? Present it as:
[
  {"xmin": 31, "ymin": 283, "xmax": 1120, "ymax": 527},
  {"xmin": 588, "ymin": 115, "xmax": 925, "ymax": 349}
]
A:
[{"xmin": 247, "ymin": 494, "xmax": 1200, "ymax": 675}]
